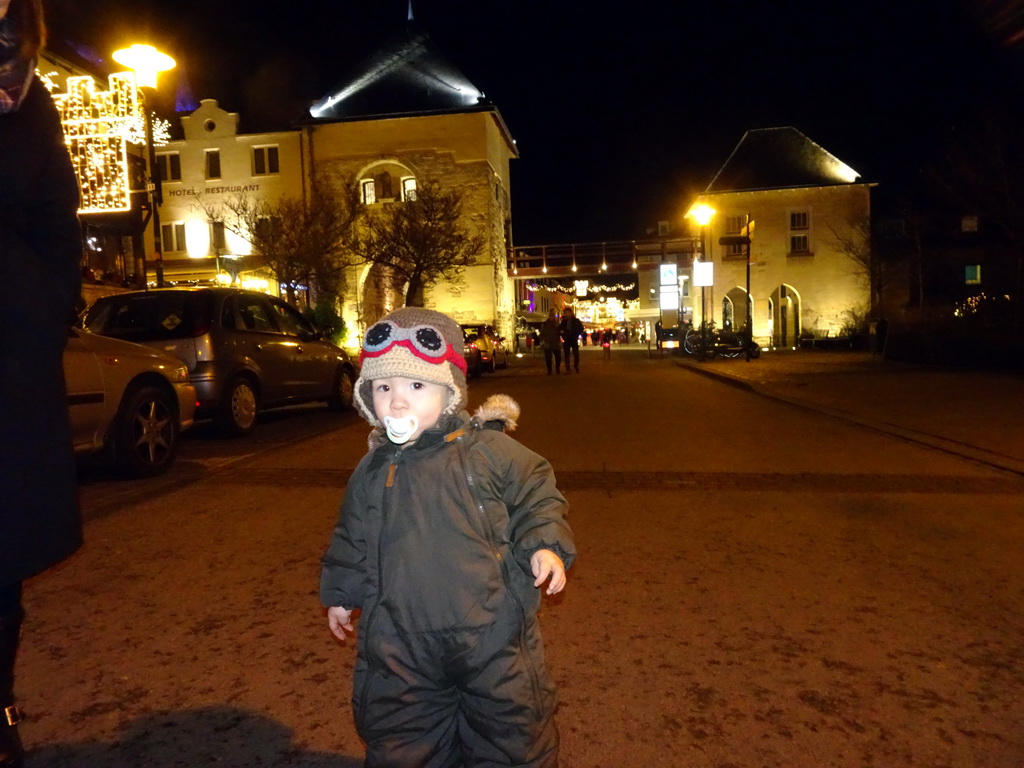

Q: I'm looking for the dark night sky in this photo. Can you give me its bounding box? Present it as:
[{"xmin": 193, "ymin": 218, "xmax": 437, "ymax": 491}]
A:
[{"xmin": 48, "ymin": 0, "xmax": 1024, "ymax": 244}]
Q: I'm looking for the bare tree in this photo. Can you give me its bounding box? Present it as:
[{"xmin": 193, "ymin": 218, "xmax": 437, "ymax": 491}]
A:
[
  {"xmin": 360, "ymin": 178, "xmax": 484, "ymax": 307},
  {"xmin": 826, "ymin": 215, "xmax": 876, "ymax": 309},
  {"xmin": 201, "ymin": 175, "xmax": 363, "ymax": 305}
]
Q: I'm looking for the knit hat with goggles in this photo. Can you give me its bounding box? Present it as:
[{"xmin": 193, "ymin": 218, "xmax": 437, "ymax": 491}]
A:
[{"xmin": 354, "ymin": 307, "xmax": 468, "ymax": 428}]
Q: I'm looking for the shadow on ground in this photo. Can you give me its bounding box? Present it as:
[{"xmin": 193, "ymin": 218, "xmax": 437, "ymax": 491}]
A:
[{"xmin": 28, "ymin": 706, "xmax": 361, "ymax": 768}]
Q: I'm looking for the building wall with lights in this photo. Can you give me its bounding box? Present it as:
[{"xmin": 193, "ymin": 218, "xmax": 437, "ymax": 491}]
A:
[
  {"xmin": 694, "ymin": 183, "xmax": 872, "ymax": 346},
  {"xmin": 307, "ymin": 111, "xmax": 517, "ymax": 339},
  {"xmin": 153, "ymin": 99, "xmax": 304, "ymax": 289}
]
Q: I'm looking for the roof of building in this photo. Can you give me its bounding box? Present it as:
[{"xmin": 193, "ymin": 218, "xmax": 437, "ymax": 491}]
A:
[
  {"xmin": 705, "ymin": 127, "xmax": 862, "ymax": 193},
  {"xmin": 307, "ymin": 24, "xmax": 493, "ymax": 122}
]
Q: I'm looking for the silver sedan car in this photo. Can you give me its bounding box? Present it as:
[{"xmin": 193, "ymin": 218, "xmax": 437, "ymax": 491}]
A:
[{"xmin": 65, "ymin": 329, "xmax": 196, "ymax": 477}]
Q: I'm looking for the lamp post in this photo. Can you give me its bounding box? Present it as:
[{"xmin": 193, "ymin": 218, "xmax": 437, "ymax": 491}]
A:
[
  {"xmin": 113, "ymin": 44, "xmax": 176, "ymax": 289},
  {"xmin": 720, "ymin": 215, "xmax": 755, "ymax": 361},
  {"xmin": 687, "ymin": 203, "xmax": 716, "ymax": 361}
]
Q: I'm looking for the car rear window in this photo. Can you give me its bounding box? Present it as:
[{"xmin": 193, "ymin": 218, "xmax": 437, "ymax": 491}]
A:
[{"xmin": 84, "ymin": 292, "xmax": 214, "ymax": 341}]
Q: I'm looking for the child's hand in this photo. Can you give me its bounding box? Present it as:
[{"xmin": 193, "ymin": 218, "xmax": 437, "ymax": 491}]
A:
[
  {"xmin": 327, "ymin": 606, "xmax": 355, "ymax": 640},
  {"xmin": 531, "ymin": 549, "xmax": 567, "ymax": 595}
]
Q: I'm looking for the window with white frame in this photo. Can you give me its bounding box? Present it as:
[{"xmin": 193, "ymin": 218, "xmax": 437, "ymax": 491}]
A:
[
  {"xmin": 205, "ymin": 150, "xmax": 221, "ymax": 180},
  {"xmin": 401, "ymin": 177, "xmax": 417, "ymax": 201},
  {"xmin": 789, "ymin": 210, "xmax": 811, "ymax": 254},
  {"xmin": 161, "ymin": 222, "xmax": 187, "ymax": 253},
  {"xmin": 361, "ymin": 179, "xmax": 376, "ymax": 204},
  {"xmin": 156, "ymin": 152, "xmax": 181, "ymax": 182},
  {"xmin": 210, "ymin": 221, "xmax": 227, "ymax": 253},
  {"xmin": 724, "ymin": 215, "xmax": 746, "ymax": 257},
  {"xmin": 252, "ymin": 145, "xmax": 279, "ymax": 175}
]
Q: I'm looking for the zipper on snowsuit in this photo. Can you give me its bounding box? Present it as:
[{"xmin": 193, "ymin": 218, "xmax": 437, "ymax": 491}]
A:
[{"xmin": 455, "ymin": 435, "xmax": 547, "ymax": 716}]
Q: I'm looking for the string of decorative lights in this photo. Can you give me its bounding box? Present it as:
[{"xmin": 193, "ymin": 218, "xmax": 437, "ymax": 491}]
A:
[
  {"xmin": 49, "ymin": 71, "xmax": 169, "ymax": 214},
  {"xmin": 527, "ymin": 280, "xmax": 637, "ymax": 294}
]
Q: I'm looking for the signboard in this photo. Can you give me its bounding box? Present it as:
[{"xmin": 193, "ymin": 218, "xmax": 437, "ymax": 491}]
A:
[
  {"xmin": 659, "ymin": 263, "xmax": 677, "ymax": 286},
  {"xmin": 659, "ymin": 287, "xmax": 678, "ymax": 310},
  {"xmin": 693, "ymin": 261, "xmax": 714, "ymax": 288}
]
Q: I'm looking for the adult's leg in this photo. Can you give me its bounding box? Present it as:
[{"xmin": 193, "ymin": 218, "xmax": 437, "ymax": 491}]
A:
[
  {"xmin": 553, "ymin": 348, "xmax": 562, "ymax": 373},
  {"xmin": 0, "ymin": 583, "xmax": 24, "ymax": 768},
  {"xmin": 561, "ymin": 342, "xmax": 572, "ymax": 373},
  {"xmin": 571, "ymin": 342, "xmax": 580, "ymax": 372},
  {"xmin": 543, "ymin": 348, "xmax": 553, "ymax": 374}
]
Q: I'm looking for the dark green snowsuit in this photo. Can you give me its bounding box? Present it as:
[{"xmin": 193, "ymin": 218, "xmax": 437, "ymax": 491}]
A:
[{"xmin": 321, "ymin": 399, "xmax": 576, "ymax": 768}]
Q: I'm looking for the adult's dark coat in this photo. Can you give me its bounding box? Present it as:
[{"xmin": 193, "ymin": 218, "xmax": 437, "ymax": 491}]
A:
[
  {"xmin": 0, "ymin": 77, "xmax": 83, "ymax": 587},
  {"xmin": 322, "ymin": 396, "xmax": 575, "ymax": 767}
]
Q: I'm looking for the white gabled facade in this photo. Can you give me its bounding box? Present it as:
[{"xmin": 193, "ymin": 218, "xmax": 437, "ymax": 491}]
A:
[
  {"xmin": 691, "ymin": 128, "xmax": 873, "ymax": 348},
  {"xmin": 152, "ymin": 99, "xmax": 303, "ymax": 291}
]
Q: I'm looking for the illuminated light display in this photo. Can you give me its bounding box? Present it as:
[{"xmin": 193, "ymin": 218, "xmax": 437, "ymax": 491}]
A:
[
  {"xmin": 527, "ymin": 281, "xmax": 636, "ymax": 294},
  {"xmin": 54, "ymin": 73, "xmax": 143, "ymax": 214}
]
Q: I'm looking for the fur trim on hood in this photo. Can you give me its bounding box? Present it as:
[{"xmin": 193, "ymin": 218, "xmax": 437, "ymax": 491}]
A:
[
  {"xmin": 365, "ymin": 394, "xmax": 521, "ymax": 451},
  {"xmin": 469, "ymin": 394, "xmax": 520, "ymax": 432}
]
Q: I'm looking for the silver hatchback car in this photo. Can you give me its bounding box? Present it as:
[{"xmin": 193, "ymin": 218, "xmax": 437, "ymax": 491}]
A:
[
  {"xmin": 83, "ymin": 287, "xmax": 357, "ymax": 436},
  {"xmin": 65, "ymin": 328, "xmax": 196, "ymax": 477}
]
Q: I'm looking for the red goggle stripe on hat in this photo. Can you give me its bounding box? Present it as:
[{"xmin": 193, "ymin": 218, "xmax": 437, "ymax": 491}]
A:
[
  {"xmin": 360, "ymin": 320, "xmax": 468, "ymax": 374},
  {"xmin": 359, "ymin": 340, "xmax": 468, "ymax": 374}
]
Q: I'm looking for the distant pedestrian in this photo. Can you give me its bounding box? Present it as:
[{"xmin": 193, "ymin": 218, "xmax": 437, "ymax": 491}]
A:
[
  {"xmin": 321, "ymin": 307, "xmax": 575, "ymax": 767},
  {"xmin": 559, "ymin": 306, "xmax": 585, "ymax": 374},
  {"xmin": 601, "ymin": 328, "xmax": 613, "ymax": 361},
  {"xmin": 1, "ymin": 0, "xmax": 84, "ymax": 764},
  {"xmin": 539, "ymin": 308, "xmax": 563, "ymax": 374}
]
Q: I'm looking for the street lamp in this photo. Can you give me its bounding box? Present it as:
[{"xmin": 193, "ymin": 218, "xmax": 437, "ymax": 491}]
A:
[
  {"xmin": 687, "ymin": 203, "xmax": 716, "ymax": 361},
  {"xmin": 113, "ymin": 44, "xmax": 176, "ymax": 289}
]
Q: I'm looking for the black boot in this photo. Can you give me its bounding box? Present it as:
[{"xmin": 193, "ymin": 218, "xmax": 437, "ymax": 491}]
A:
[{"xmin": 0, "ymin": 609, "xmax": 24, "ymax": 768}]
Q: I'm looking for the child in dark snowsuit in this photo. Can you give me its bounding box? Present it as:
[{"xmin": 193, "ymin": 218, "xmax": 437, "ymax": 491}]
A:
[{"xmin": 321, "ymin": 307, "xmax": 576, "ymax": 768}]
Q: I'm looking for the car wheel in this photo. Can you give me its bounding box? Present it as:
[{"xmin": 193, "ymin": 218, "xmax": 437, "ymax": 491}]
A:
[
  {"xmin": 327, "ymin": 367, "xmax": 355, "ymax": 411},
  {"xmin": 216, "ymin": 376, "xmax": 259, "ymax": 436},
  {"xmin": 113, "ymin": 384, "xmax": 178, "ymax": 477}
]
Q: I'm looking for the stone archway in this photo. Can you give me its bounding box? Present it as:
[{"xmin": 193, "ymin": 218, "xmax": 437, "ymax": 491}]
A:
[
  {"xmin": 723, "ymin": 286, "xmax": 751, "ymax": 333},
  {"xmin": 769, "ymin": 284, "xmax": 801, "ymax": 349}
]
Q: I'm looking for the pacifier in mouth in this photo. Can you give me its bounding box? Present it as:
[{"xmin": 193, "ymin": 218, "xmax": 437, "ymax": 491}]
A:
[{"xmin": 384, "ymin": 415, "xmax": 419, "ymax": 444}]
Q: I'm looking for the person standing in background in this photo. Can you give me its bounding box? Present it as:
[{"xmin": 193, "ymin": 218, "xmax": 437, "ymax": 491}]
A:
[
  {"xmin": 539, "ymin": 308, "xmax": 563, "ymax": 374},
  {"xmin": 559, "ymin": 306, "xmax": 585, "ymax": 374},
  {"xmin": 1, "ymin": 1, "xmax": 83, "ymax": 764}
]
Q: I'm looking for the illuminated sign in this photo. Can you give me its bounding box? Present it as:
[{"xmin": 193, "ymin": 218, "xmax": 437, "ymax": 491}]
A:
[
  {"xmin": 659, "ymin": 263, "xmax": 677, "ymax": 286},
  {"xmin": 693, "ymin": 261, "xmax": 714, "ymax": 288},
  {"xmin": 659, "ymin": 287, "xmax": 678, "ymax": 310}
]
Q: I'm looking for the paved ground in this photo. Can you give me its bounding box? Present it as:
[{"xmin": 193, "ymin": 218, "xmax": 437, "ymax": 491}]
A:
[
  {"xmin": 675, "ymin": 348, "xmax": 1024, "ymax": 477},
  {"xmin": 15, "ymin": 345, "xmax": 1024, "ymax": 767}
]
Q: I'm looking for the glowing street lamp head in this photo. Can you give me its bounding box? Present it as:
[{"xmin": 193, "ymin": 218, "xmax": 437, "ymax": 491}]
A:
[
  {"xmin": 687, "ymin": 203, "xmax": 716, "ymax": 227},
  {"xmin": 113, "ymin": 44, "xmax": 176, "ymax": 89}
]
